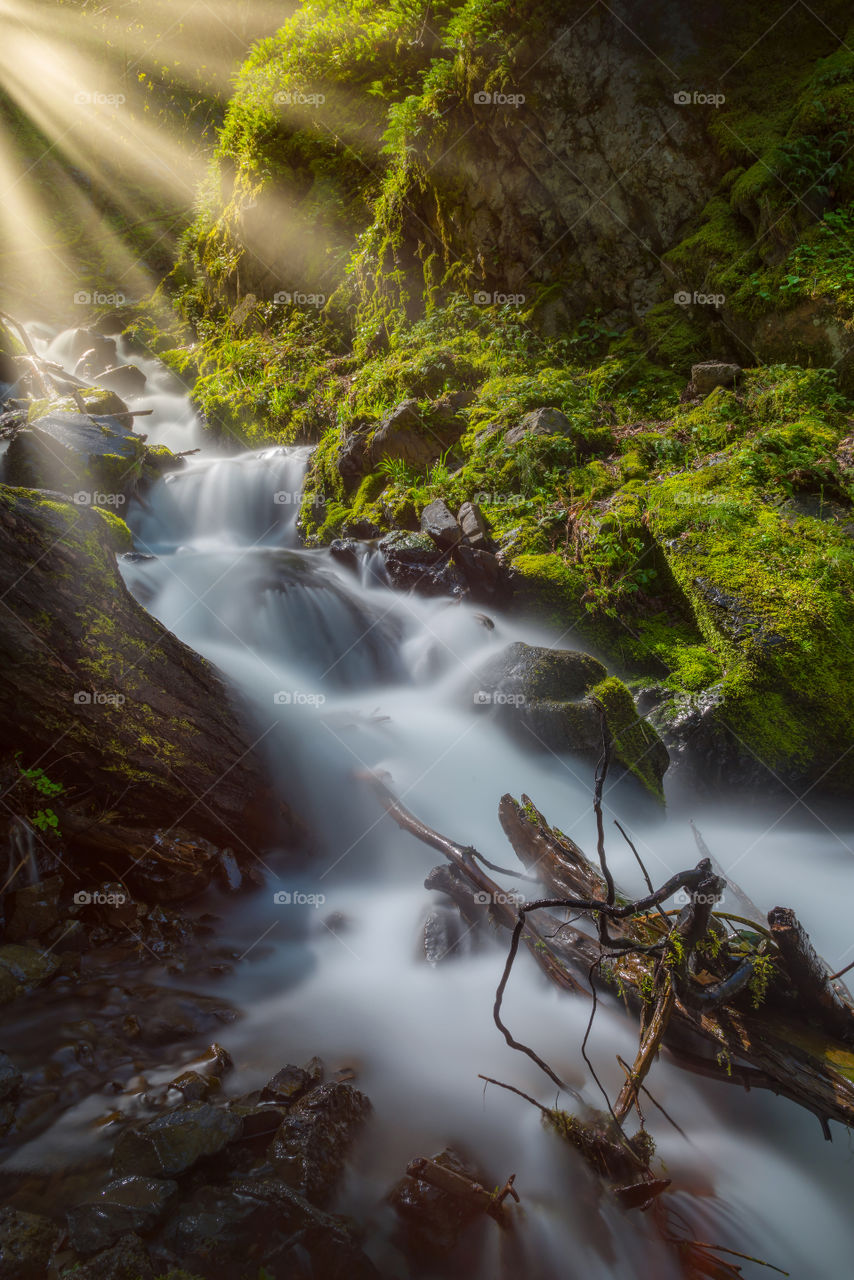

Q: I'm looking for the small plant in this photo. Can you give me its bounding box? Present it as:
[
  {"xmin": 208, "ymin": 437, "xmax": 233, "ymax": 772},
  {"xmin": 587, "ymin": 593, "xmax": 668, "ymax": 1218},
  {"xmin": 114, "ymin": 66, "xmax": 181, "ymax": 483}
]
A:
[{"xmin": 15, "ymin": 754, "xmax": 64, "ymax": 837}]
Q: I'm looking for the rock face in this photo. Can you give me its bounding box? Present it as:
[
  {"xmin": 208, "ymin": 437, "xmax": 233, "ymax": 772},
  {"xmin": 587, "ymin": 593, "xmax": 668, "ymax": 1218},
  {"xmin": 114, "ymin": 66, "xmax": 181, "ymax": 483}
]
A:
[
  {"xmin": 0, "ymin": 1207, "xmax": 57, "ymax": 1279},
  {"xmin": 0, "ymin": 486, "xmax": 282, "ymax": 866},
  {"xmin": 67, "ymin": 1177, "xmax": 178, "ymax": 1255},
  {"xmin": 473, "ymin": 642, "xmax": 669, "ymax": 797}
]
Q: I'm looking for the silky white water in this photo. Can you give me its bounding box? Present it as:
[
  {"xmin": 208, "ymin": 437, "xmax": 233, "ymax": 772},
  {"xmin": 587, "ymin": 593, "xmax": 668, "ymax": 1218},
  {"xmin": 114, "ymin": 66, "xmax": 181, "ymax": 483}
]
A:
[{"xmin": 25, "ymin": 335, "xmax": 854, "ymax": 1277}]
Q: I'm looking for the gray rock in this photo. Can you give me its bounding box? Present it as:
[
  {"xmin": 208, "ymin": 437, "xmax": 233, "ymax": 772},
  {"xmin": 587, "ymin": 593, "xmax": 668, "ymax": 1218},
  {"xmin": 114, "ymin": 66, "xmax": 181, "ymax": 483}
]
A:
[
  {"xmin": 454, "ymin": 545, "xmax": 508, "ymax": 604},
  {"xmin": 95, "ymin": 364, "xmax": 147, "ymax": 398},
  {"xmin": 368, "ymin": 398, "xmax": 464, "ymax": 471},
  {"xmin": 457, "ymin": 501, "xmax": 490, "ymax": 548},
  {"xmin": 260, "ymin": 1063, "xmax": 316, "ymax": 1105},
  {"xmin": 690, "ymin": 362, "xmax": 741, "ymax": 396},
  {"xmin": 329, "ymin": 538, "xmax": 360, "ymax": 573},
  {"xmin": 269, "ymin": 1081, "xmax": 371, "ymax": 1205},
  {"xmin": 476, "ymin": 642, "xmax": 606, "ymax": 704},
  {"xmin": 69, "ymin": 329, "xmax": 118, "ymax": 368},
  {"xmin": 112, "ymin": 1101, "xmax": 241, "ymax": 1177},
  {"xmin": 420, "ymin": 499, "xmax": 462, "ymax": 549},
  {"xmin": 0, "ymin": 1206, "xmax": 57, "ymax": 1279},
  {"xmin": 67, "ymin": 1176, "xmax": 177, "ymax": 1255},
  {"xmin": 0, "ymin": 1052, "xmax": 22, "ymax": 1102},
  {"xmin": 505, "ymin": 406, "xmax": 573, "ymax": 445},
  {"xmin": 390, "ymin": 1148, "xmax": 483, "ymax": 1259},
  {"xmin": 335, "ymin": 433, "xmax": 367, "ymax": 491}
]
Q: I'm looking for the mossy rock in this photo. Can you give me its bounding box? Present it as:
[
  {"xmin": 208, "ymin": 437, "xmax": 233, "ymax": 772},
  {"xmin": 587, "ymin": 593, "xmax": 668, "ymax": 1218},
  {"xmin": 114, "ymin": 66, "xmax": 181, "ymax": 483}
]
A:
[
  {"xmin": 0, "ymin": 485, "xmax": 287, "ymax": 867},
  {"xmin": 472, "ymin": 642, "xmax": 668, "ymax": 798},
  {"xmin": 3, "ymin": 410, "xmax": 146, "ymax": 502}
]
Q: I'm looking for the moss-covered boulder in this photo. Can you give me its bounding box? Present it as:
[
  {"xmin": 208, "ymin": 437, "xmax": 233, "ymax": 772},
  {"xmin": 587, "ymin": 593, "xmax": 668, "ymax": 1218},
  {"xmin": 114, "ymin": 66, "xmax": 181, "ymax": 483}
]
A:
[
  {"xmin": 0, "ymin": 486, "xmax": 287, "ymax": 868},
  {"xmin": 4, "ymin": 398, "xmax": 181, "ymax": 505},
  {"xmin": 472, "ymin": 642, "xmax": 669, "ymax": 798}
]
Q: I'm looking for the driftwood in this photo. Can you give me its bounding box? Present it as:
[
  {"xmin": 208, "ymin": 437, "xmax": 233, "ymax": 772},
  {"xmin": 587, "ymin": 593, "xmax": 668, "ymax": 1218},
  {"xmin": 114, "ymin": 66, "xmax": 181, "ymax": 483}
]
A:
[{"xmin": 362, "ymin": 772, "xmax": 854, "ymax": 1135}]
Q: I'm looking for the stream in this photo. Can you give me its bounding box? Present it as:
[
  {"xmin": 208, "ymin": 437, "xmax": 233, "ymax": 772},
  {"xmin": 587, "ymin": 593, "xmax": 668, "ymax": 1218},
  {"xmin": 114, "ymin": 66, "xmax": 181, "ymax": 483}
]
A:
[{"xmin": 12, "ymin": 328, "xmax": 854, "ymax": 1278}]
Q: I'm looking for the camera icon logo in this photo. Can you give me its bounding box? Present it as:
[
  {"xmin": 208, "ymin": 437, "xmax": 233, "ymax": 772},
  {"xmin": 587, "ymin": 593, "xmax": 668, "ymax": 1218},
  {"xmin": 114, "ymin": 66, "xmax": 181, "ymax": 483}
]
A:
[
  {"xmin": 473, "ymin": 690, "xmax": 493, "ymax": 705},
  {"xmin": 273, "ymin": 890, "xmax": 292, "ymax": 904},
  {"xmin": 73, "ymin": 691, "xmax": 92, "ymax": 705},
  {"xmin": 73, "ymin": 890, "xmax": 92, "ymax": 905},
  {"xmin": 473, "ymin": 291, "xmax": 491, "ymax": 305},
  {"xmin": 274, "ymin": 691, "xmax": 292, "ymax": 705},
  {"xmin": 473, "ymin": 891, "xmax": 492, "ymax": 905},
  {"xmin": 273, "ymin": 491, "xmax": 293, "ymax": 505},
  {"xmin": 473, "ymin": 91, "xmax": 492, "ymax": 105},
  {"xmin": 673, "ymin": 90, "xmax": 692, "ymax": 105},
  {"xmin": 673, "ymin": 289, "xmax": 692, "ymax": 307},
  {"xmin": 73, "ymin": 290, "xmax": 92, "ymax": 305}
]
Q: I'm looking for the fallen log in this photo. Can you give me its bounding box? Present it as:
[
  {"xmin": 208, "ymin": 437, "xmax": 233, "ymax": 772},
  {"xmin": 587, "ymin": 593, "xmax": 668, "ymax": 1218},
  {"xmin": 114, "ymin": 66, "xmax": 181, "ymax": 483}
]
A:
[{"xmin": 363, "ymin": 772, "xmax": 854, "ymax": 1132}]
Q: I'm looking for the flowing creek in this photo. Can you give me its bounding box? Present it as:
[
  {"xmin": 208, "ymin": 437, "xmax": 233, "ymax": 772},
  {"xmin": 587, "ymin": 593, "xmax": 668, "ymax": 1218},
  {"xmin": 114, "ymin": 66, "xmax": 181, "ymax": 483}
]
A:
[{"xmin": 8, "ymin": 331, "xmax": 854, "ymax": 1278}]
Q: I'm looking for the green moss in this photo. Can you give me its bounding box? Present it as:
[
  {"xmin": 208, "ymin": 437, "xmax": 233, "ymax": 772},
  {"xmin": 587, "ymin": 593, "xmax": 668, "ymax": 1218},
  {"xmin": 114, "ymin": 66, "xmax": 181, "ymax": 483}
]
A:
[
  {"xmin": 590, "ymin": 676, "xmax": 668, "ymax": 800},
  {"xmin": 91, "ymin": 507, "xmax": 133, "ymax": 553}
]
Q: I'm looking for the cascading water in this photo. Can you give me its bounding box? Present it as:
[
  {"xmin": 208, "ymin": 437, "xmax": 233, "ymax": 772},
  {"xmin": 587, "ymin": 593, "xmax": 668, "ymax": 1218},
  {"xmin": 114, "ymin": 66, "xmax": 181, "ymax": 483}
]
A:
[{"xmin": 10, "ymin": 337, "xmax": 854, "ymax": 1278}]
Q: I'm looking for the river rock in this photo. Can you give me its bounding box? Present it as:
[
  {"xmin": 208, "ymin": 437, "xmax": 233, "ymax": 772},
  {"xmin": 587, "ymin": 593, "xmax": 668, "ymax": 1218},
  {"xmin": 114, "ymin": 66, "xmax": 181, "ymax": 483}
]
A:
[
  {"xmin": 420, "ymin": 498, "xmax": 463, "ymax": 549},
  {"xmin": 454, "ymin": 544, "xmax": 508, "ymax": 604},
  {"xmin": 69, "ymin": 329, "xmax": 118, "ymax": 369},
  {"xmin": 329, "ymin": 537, "xmax": 360, "ymax": 572},
  {"xmin": 4, "ymin": 877, "xmax": 62, "ymax": 942},
  {"xmin": 269, "ymin": 1081, "xmax": 371, "ymax": 1205},
  {"xmin": 67, "ymin": 1176, "xmax": 178, "ymax": 1255},
  {"xmin": 690, "ymin": 362, "xmax": 741, "ymax": 397},
  {"xmin": 3, "ymin": 410, "xmax": 145, "ymax": 501},
  {"xmin": 0, "ymin": 1206, "xmax": 57, "ymax": 1279},
  {"xmin": 66, "ymin": 1231, "xmax": 154, "ymax": 1280},
  {"xmin": 113, "ymin": 1101, "xmax": 242, "ymax": 1178},
  {"xmin": 472, "ymin": 642, "xmax": 669, "ymax": 797},
  {"xmin": 153, "ymin": 1177, "xmax": 379, "ymax": 1280},
  {"xmin": 0, "ymin": 487, "xmax": 284, "ymax": 867},
  {"xmin": 389, "ymin": 1148, "xmax": 482, "ymax": 1258},
  {"xmin": 0, "ymin": 943, "xmax": 60, "ymax": 1004},
  {"xmin": 0, "ymin": 1052, "xmax": 22, "ymax": 1102},
  {"xmin": 505, "ymin": 406, "xmax": 573, "ymax": 445},
  {"xmin": 260, "ymin": 1062, "xmax": 319, "ymax": 1105},
  {"xmin": 378, "ymin": 531, "xmax": 467, "ymax": 597},
  {"xmin": 95, "ymin": 364, "xmax": 147, "ymax": 398}
]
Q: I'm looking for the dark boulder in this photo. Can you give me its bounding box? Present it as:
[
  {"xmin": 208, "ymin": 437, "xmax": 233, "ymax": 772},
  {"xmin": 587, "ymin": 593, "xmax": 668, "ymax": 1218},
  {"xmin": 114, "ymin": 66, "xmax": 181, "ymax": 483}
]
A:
[
  {"xmin": 112, "ymin": 1102, "xmax": 242, "ymax": 1178},
  {"xmin": 269, "ymin": 1081, "xmax": 371, "ymax": 1205},
  {"xmin": 0, "ymin": 487, "xmax": 286, "ymax": 867}
]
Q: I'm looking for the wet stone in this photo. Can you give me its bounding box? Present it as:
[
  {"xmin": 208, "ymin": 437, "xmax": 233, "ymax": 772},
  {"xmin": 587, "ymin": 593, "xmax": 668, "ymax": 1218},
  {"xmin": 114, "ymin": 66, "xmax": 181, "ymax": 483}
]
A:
[
  {"xmin": 0, "ymin": 1206, "xmax": 57, "ymax": 1279},
  {"xmin": 269, "ymin": 1081, "xmax": 371, "ymax": 1205},
  {"xmin": 0, "ymin": 1051, "xmax": 23, "ymax": 1102},
  {"xmin": 0, "ymin": 944, "xmax": 60, "ymax": 1003},
  {"xmin": 112, "ymin": 1101, "xmax": 242, "ymax": 1178},
  {"xmin": 260, "ymin": 1063, "xmax": 315, "ymax": 1105},
  {"xmin": 4, "ymin": 877, "xmax": 62, "ymax": 942},
  {"xmin": 67, "ymin": 1176, "xmax": 178, "ymax": 1255},
  {"xmin": 65, "ymin": 1231, "xmax": 154, "ymax": 1280}
]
